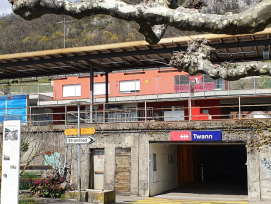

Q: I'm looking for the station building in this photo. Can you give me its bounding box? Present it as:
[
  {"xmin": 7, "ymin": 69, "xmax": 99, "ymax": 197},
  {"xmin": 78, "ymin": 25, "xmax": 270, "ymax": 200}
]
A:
[{"xmin": 1, "ymin": 29, "xmax": 271, "ymax": 201}]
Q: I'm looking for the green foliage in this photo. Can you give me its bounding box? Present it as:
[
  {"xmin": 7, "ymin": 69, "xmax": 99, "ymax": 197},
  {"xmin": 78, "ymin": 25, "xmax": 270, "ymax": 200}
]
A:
[
  {"xmin": 20, "ymin": 182, "xmax": 32, "ymax": 190},
  {"xmin": 20, "ymin": 172, "xmax": 40, "ymax": 178},
  {"xmin": 0, "ymin": 14, "xmax": 147, "ymax": 54},
  {"xmin": 19, "ymin": 200, "xmax": 43, "ymax": 204},
  {"xmin": 30, "ymin": 173, "xmax": 74, "ymax": 198},
  {"xmin": 103, "ymin": 30, "xmax": 113, "ymax": 38},
  {"xmin": 51, "ymin": 31, "xmax": 64, "ymax": 40},
  {"xmin": 21, "ymin": 142, "xmax": 30, "ymax": 152},
  {"xmin": 262, "ymin": 77, "xmax": 271, "ymax": 88},
  {"xmin": 37, "ymin": 77, "xmax": 52, "ymax": 83}
]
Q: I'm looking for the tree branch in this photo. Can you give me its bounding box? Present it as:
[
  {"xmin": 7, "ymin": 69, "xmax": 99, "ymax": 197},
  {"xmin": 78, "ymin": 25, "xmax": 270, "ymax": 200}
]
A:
[
  {"xmin": 169, "ymin": 38, "xmax": 271, "ymax": 81},
  {"xmin": 9, "ymin": 0, "xmax": 271, "ymax": 44}
]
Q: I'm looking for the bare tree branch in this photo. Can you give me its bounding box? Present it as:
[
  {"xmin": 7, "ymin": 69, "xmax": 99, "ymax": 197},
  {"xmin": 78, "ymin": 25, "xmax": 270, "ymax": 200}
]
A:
[
  {"xmin": 8, "ymin": 0, "xmax": 271, "ymax": 44},
  {"xmin": 169, "ymin": 38, "xmax": 271, "ymax": 81}
]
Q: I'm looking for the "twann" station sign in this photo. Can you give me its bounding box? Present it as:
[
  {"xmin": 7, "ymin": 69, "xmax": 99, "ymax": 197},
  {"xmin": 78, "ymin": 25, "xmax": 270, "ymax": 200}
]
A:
[{"xmin": 170, "ymin": 130, "xmax": 221, "ymax": 141}]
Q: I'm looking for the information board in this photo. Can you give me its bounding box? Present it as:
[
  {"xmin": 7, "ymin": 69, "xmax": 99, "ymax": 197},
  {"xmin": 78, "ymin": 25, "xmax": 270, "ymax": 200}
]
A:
[{"xmin": 1, "ymin": 117, "xmax": 22, "ymax": 204}]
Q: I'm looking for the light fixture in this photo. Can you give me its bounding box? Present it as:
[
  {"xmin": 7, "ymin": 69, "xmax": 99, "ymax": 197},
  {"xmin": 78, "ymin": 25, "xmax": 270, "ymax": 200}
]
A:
[
  {"xmin": 139, "ymin": 58, "xmax": 164, "ymax": 62},
  {"xmin": 0, "ymin": 71, "xmax": 4, "ymax": 74},
  {"xmin": 158, "ymin": 69, "xmax": 179, "ymax": 73},
  {"xmin": 53, "ymin": 77, "xmax": 67, "ymax": 80},
  {"xmin": 100, "ymin": 61, "xmax": 124, "ymax": 65},
  {"xmin": 17, "ymin": 69, "xmax": 36, "ymax": 72},
  {"xmin": 263, "ymin": 46, "xmax": 270, "ymax": 60},
  {"xmin": 51, "ymin": 66, "xmax": 71, "ymax": 69},
  {"xmin": 20, "ymin": 80, "xmax": 38, "ymax": 83},
  {"xmin": 78, "ymin": 75, "xmax": 98, "ymax": 78},
  {"xmin": 217, "ymin": 51, "xmax": 255, "ymax": 55},
  {"xmin": 124, "ymin": 71, "xmax": 145, "ymax": 75}
]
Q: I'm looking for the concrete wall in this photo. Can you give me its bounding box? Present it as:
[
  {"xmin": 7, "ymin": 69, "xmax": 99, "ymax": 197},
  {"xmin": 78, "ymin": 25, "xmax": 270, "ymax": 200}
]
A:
[
  {"xmin": 149, "ymin": 144, "xmax": 178, "ymax": 196},
  {"xmin": 2, "ymin": 120, "xmax": 271, "ymax": 201}
]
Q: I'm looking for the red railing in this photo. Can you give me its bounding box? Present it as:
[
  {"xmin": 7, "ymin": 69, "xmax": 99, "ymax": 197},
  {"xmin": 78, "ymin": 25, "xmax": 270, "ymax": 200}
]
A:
[
  {"xmin": 174, "ymin": 84, "xmax": 190, "ymax": 93},
  {"xmin": 174, "ymin": 83, "xmax": 215, "ymax": 93},
  {"xmin": 194, "ymin": 82, "xmax": 215, "ymax": 92}
]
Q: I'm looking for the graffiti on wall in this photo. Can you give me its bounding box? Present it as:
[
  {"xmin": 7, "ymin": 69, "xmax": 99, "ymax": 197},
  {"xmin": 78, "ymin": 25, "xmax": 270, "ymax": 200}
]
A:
[{"xmin": 261, "ymin": 158, "xmax": 271, "ymax": 178}]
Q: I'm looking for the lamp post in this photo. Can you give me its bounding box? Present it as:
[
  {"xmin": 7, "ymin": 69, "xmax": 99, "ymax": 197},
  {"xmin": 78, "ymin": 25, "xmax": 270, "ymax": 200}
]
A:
[{"xmin": 70, "ymin": 101, "xmax": 87, "ymax": 201}]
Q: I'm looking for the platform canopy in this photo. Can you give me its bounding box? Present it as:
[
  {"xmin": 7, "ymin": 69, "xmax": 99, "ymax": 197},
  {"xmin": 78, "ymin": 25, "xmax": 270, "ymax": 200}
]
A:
[{"xmin": 0, "ymin": 28, "xmax": 271, "ymax": 80}]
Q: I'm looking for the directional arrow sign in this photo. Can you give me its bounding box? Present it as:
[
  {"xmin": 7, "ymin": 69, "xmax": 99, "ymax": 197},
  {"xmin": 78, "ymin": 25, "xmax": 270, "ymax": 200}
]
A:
[
  {"xmin": 65, "ymin": 128, "xmax": 78, "ymax": 136},
  {"xmin": 81, "ymin": 127, "xmax": 95, "ymax": 135},
  {"xmin": 66, "ymin": 136, "xmax": 96, "ymax": 145}
]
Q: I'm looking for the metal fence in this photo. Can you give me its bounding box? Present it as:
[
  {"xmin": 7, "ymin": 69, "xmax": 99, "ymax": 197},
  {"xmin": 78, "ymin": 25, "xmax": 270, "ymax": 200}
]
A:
[
  {"xmin": 0, "ymin": 83, "xmax": 53, "ymax": 95},
  {"xmin": 50, "ymin": 75, "xmax": 271, "ymax": 104},
  {"xmin": 0, "ymin": 96, "xmax": 269, "ymax": 125}
]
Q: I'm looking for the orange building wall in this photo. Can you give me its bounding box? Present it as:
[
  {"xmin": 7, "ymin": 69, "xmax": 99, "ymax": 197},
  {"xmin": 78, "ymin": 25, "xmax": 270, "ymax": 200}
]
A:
[{"xmin": 53, "ymin": 69, "xmax": 188, "ymax": 100}]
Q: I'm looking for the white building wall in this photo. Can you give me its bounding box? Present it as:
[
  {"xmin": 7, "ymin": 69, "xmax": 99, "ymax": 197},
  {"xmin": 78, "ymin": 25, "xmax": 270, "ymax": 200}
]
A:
[{"xmin": 149, "ymin": 143, "xmax": 178, "ymax": 196}]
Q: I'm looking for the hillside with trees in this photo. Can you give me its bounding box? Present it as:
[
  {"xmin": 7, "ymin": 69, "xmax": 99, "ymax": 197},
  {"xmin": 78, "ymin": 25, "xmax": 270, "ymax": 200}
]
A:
[{"xmin": 0, "ymin": 0, "xmax": 261, "ymax": 55}]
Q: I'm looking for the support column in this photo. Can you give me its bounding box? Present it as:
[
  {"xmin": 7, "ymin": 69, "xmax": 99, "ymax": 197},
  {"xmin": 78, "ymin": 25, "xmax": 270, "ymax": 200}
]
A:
[
  {"xmin": 90, "ymin": 63, "xmax": 94, "ymax": 123},
  {"xmin": 239, "ymin": 97, "xmax": 241, "ymax": 120},
  {"xmin": 105, "ymin": 72, "xmax": 109, "ymax": 122},
  {"xmin": 105, "ymin": 72, "xmax": 109, "ymax": 103}
]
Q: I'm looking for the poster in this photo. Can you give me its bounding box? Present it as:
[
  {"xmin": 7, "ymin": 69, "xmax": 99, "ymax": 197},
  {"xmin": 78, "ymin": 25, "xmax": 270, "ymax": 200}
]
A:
[
  {"xmin": 0, "ymin": 95, "xmax": 28, "ymax": 123},
  {"xmin": 1, "ymin": 117, "xmax": 21, "ymax": 204}
]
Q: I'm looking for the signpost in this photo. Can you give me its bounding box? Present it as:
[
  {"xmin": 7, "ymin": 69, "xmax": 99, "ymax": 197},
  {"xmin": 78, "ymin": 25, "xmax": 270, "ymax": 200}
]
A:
[
  {"xmin": 1, "ymin": 116, "xmax": 22, "ymax": 204},
  {"xmin": 64, "ymin": 126, "xmax": 95, "ymax": 201},
  {"xmin": 66, "ymin": 136, "xmax": 95, "ymax": 145}
]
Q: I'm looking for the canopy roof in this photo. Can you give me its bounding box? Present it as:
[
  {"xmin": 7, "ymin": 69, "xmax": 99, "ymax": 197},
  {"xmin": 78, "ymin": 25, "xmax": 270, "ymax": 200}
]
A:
[{"xmin": 0, "ymin": 28, "xmax": 271, "ymax": 79}]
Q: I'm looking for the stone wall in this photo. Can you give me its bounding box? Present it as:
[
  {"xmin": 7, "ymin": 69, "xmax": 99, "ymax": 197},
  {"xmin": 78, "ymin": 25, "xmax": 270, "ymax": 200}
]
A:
[{"xmin": 0, "ymin": 119, "xmax": 271, "ymax": 200}]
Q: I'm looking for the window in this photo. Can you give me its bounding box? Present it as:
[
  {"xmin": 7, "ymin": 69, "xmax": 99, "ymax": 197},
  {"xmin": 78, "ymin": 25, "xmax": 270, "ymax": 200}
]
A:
[
  {"xmin": 163, "ymin": 106, "xmax": 184, "ymax": 121},
  {"xmin": 153, "ymin": 154, "xmax": 157, "ymax": 171},
  {"xmin": 120, "ymin": 80, "xmax": 140, "ymax": 93},
  {"xmin": 94, "ymin": 83, "xmax": 110, "ymax": 95},
  {"xmin": 63, "ymin": 84, "xmax": 81, "ymax": 97}
]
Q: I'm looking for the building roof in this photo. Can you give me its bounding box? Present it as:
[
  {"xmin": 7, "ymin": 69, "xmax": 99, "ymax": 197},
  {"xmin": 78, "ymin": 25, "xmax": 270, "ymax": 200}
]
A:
[{"xmin": 0, "ymin": 28, "xmax": 271, "ymax": 79}]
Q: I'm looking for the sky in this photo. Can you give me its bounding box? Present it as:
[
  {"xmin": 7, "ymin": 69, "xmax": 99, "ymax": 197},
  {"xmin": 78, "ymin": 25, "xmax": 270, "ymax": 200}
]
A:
[{"xmin": 0, "ymin": 0, "xmax": 12, "ymax": 15}]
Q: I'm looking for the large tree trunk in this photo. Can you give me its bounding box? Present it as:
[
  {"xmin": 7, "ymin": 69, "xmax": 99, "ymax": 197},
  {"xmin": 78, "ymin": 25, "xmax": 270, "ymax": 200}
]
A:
[
  {"xmin": 169, "ymin": 38, "xmax": 271, "ymax": 80},
  {"xmin": 8, "ymin": 0, "xmax": 271, "ymax": 44}
]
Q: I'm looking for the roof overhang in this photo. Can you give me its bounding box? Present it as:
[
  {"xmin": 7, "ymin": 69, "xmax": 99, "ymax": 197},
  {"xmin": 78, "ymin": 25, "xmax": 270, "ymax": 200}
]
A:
[{"xmin": 0, "ymin": 28, "xmax": 271, "ymax": 79}]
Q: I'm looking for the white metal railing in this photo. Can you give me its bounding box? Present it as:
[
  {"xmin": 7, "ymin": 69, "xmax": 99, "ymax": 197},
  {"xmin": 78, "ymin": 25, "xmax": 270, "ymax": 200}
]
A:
[{"xmin": 0, "ymin": 96, "xmax": 270, "ymax": 125}]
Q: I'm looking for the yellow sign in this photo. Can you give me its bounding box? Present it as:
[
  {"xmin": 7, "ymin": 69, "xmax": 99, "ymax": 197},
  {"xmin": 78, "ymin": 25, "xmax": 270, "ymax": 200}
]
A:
[
  {"xmin": 65, "ymin": 127, "xmax": 95, "ymax": 136},
  {"xmin": 81, "ymin": 127, "xmax": 95, "ymax": 135},
  {"xmin": 64, "ymin": 128, "xmax": 78, "ymax": 136}
]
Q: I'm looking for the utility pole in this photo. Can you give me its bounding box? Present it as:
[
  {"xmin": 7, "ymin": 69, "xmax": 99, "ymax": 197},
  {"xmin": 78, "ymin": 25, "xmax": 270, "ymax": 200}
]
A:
[{"xmin": 56, "ymin": 17, "xmax": 73, "ymax": 48}]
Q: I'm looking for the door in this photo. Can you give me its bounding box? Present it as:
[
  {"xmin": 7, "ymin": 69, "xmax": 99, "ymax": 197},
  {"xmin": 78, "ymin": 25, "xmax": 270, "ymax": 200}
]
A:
[
  {"xmin": 115, "ymin": 148, "xmax": 131, "ymax": 195},
  {"xmin": 93, "ymin": 149, "xmax": 104, "ymax": 190}
]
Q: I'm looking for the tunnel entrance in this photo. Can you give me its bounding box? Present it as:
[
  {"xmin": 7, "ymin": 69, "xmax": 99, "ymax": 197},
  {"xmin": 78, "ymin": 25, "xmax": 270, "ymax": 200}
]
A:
[{"xmin": 149, "ymin": 143, "xmax": 248, "ymax": 197}]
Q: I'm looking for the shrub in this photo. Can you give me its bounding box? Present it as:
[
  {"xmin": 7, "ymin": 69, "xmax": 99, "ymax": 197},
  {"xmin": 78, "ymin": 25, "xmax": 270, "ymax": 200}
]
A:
[
  {"xmin": 19, "ymin": 182, "xmax": 32, "ymax": 190},
  {"xmin": 19, "ymin": 200, "xmax": 43, "ymax": 204},
  {"xmin": 30, "ymin": 172, "xmax": 74, "ymax": 198},
  {"xmin": 20, "ymin": 172, "xmax": 40, "ymax": 178}
]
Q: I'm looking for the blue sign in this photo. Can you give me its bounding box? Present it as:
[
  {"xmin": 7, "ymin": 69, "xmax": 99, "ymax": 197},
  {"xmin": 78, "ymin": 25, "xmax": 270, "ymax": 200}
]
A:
[
  {"xmin": 0, "ymin": 95, "xmax": 27, "ymax": 123},
  {"xmin": 191, "ymin": 130, "xmax": 221, "ymax": 141}
]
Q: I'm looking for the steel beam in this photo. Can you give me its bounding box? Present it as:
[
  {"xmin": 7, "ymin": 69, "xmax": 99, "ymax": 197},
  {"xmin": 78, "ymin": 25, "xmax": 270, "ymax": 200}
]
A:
[{"xmin": 1, "ymin": 39, "xmax": 271, "ymax": 69}]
